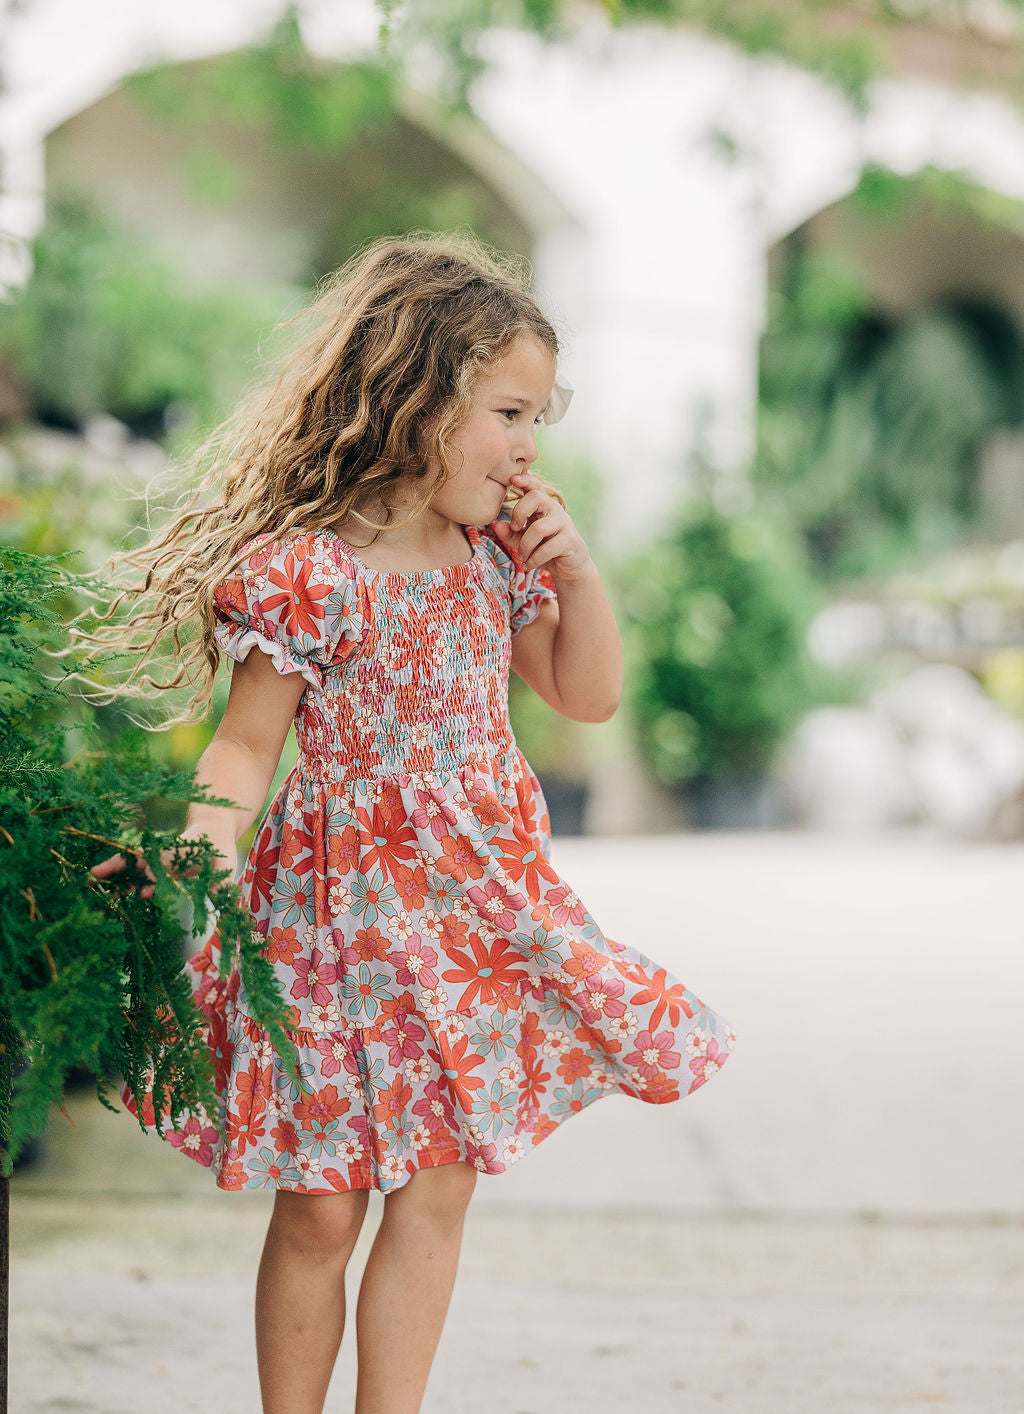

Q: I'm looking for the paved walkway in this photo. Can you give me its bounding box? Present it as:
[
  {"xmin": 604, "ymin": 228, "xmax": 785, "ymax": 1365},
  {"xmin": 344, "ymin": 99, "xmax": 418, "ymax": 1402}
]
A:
[{"xmin": 11, "ymin": 830, "xmax": 1024, "ymax": 1411}]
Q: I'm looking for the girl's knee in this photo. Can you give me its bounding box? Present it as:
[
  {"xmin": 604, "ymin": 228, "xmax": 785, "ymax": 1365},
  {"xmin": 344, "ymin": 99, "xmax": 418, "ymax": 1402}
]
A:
[
  {"xmin": 270, "ymin": 1187, "xmax": 370, "ymax": 1259},
  {"xmin": 384, "ymin": 1160, "xmax": 478, "ymax": 1225}
]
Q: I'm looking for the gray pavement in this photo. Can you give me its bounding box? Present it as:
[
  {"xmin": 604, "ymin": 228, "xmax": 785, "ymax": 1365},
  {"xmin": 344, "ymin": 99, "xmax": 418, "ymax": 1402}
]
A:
[{"xmin": 11, "ymin": 829, "xmax": 1024, "ymax": 1412}]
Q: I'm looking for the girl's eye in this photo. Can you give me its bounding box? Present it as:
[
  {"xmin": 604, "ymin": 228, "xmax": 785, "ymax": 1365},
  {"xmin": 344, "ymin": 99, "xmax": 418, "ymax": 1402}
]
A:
[{"xmin": 500, "ymin": 409, "xmax": 544, "ymax": 425}]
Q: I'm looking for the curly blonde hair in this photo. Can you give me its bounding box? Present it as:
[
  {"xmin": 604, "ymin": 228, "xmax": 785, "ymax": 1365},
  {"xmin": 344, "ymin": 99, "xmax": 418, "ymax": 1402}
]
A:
[{"xmin": 68, "ymin": 228, "xmax": 567, "ymax": 726}]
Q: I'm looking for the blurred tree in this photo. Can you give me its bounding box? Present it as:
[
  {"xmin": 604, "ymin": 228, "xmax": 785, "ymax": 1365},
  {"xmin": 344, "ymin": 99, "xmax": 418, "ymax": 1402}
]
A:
[
  {"xmin": 621, "ymin": 477, "xmax": 825, "ymax": 787},
  {"xmin": 0, "ymin": 188, "xmax": 292, "ymax": 437}
]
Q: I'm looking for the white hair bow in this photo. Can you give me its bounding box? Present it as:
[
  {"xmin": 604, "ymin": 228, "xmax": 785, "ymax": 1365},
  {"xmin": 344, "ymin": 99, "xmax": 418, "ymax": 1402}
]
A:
[{"xmin": 542, "ymin": 369, "xmax": 574, "ymax": 425}]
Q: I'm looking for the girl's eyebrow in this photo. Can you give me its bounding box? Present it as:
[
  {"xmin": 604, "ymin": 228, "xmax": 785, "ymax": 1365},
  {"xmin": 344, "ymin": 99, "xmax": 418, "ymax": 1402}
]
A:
[{"xmin": 496, "ymin": 395, "xmax": 542, "ymax": 408}]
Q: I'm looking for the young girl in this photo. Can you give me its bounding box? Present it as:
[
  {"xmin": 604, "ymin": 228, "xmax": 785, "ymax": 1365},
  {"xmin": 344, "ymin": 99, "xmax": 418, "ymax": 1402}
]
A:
[{"xmin": 87, "ymin": 231, "xmax": 735, "ymax": 1414}]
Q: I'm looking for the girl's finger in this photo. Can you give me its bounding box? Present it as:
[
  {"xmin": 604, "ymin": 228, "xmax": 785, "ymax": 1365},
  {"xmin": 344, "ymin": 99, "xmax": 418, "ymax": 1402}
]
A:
[
  {"xmin": 89, "ymin": 851, "xmax": 156, "ymax": 889},
  {"xmin": 90, "ymin": 852, "xmax": 129, "ymax": 878},
  {"xmin": 509, "ymin": 492, "xmax": 545, "ymax": 530},
  {"xmin": 519, "ymin": 511, "xmax": 563, "ymax": 559}
]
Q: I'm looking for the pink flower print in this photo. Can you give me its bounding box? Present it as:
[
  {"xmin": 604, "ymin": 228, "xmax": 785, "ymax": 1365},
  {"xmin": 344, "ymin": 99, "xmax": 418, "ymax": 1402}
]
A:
[
  {"xmin": 412, "ymin": 1080, "xmax": 457, "ymax": 1133},
  {"xmin": 167, "ymin": 1116, "xmax": 220, "ymax": 1167},
  {"xmin": 465, "ymin": 877, "xmax": 528, "ymax": 932},
  {"xmin": 542, "ymin": 881, "xmax": 587, "ymax": 928},
  {"xmin": 689, "ymin": 1037, "xmax": 725, "ymax": 1090},
  {"xmin": 387, "ymin": 935, "xmax": 440, "ymax": 991},
  {"xmin": 578, "ymin": 971, "xmax": 627, "ymax": 1025},
  {"xmin": 379, "ymin": 1012, "xmax": 427, "ymax": 1067},
  {"xmin": 290, "ymin": 947, "xmax": 338, "ymax": 1005},
  {"xmin": 315, "ymin": 1035, "xmax": 350, "ymax": 1078},
  {"xmin": 623, "ymin": 1029, "xmax": 682, "ymax": 1079},
  {"xmin": 465, "ymin": 1137, "xmax": 503, "ymax": 1173},
  {"xmin": 410, "ymin": 786, "xmax": 459, "ymax": 842}
]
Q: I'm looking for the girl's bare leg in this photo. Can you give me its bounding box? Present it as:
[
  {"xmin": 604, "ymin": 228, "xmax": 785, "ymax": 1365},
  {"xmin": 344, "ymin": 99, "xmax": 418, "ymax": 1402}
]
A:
[
  {"xmin": 255, "ymin": 1186, "xmax": 371, "ymax": 1414},
  {"xmin": 354, "ymin": 1161, "xmax": 478, "ymax": 1414}
]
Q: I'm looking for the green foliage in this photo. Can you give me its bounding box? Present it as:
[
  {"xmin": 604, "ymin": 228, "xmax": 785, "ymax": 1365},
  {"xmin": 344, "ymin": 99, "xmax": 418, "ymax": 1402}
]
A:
[
  {"xmin": 756, "ymin": 171, "xmax": 1024, "ymax": 581},
  {"xmin": 620, "ymin": 486, "xmax": 823, "ymax": 785},
  {"xmin": 0, "ymin": 546, "xmax": 298, "ymax": 1172},
  {"xmin": 124, "ymin": 9, "xmax": 400, "ymax": 161},
  {"xmin": 850, "ymin": 162, "xmax": 1024, "ymax": 231},
  {"xmin": 0, "ymin": 188, "xmax": 294, "ymax": 435}
]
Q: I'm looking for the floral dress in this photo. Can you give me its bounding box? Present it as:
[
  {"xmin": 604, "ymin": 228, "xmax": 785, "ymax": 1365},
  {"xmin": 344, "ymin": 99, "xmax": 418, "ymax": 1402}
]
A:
[{"xmin": 122, "ymin": 505, "xmax": 735, "ymax": 1193}]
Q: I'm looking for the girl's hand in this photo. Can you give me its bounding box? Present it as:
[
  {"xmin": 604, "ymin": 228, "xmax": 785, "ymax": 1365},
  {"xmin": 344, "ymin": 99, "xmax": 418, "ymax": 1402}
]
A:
[
  {"xmin": 90, "ymin": 827, "xmax": 237, "ymax": 902},
  {"xmin": 492, "ymin": 471, "xmax": 594, "ymax": 584}
]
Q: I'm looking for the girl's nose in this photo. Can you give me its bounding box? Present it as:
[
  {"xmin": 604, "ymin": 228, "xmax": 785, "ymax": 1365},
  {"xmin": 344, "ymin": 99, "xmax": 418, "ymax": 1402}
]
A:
[{"xmin": 517, "ymin": 429, "xmax": 539, "ymax": 467}]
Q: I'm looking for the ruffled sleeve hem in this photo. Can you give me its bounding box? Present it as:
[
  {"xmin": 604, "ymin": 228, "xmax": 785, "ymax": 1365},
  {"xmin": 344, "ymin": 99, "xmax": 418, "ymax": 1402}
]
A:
[
  {"xmin": 213, "ymin": 623, "xmax": 323, "ymax": 691},
  {"xmin": 510, "ymin": 567, "xmax": 557, "ymax": 634}
]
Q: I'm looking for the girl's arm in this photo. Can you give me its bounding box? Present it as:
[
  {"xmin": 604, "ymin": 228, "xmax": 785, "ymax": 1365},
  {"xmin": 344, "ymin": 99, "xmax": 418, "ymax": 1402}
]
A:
[
  {"xmin": 510, "ymin": 573, "xmax": 621, "ymax": 723},
  {"xmin": 91, "ymin": 647, "xmax": 307, "ymax": 897},
  {"xmin": 186, "ymin": 645, "xmax": 308, "ymax": 850}
]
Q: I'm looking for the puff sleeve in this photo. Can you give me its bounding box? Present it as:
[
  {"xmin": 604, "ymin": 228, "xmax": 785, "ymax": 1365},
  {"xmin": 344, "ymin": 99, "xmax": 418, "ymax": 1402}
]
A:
[
  {"xmin": 212, "ymin": 530, "xmax": 367, "ymax": 689},
  {"xmin": 488, "ymin": 504, "xmax": 558, "ymax": 634}
]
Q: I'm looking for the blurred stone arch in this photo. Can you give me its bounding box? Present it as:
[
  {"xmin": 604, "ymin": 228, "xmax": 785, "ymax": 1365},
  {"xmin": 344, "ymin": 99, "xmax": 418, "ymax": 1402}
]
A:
[{"xmin": 757, "ymin": 161, "xmax": 1024, "ymax": 578}]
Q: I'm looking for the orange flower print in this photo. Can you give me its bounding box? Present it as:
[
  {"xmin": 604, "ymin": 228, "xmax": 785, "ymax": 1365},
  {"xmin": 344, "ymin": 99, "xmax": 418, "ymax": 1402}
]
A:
[
  {"xmin": 218, "ymin": 1158, "xmax": 247, "ymax": 1190},
  {"xmin": 441, "ymin": 933, "xmax": 527, "ymax": 1011},
  {"xmin": 563, "ymin": 938, "xmax": 607, "ymax": 984},
  {"xmin": 293, "ymin": 1083, "xmax": 350, "ymax": 1128},
  {"xmin": 279, "ymin": 819, "xmax": 315, "ymax": 874},
  {"xmin": 262, "ymin": 547, "xmax": 336, "ymax": 640},
  {"xmin": 620, "ymin": 964, "xmax": 695, "ymax": 1029},
  {"xmin": 373, "ymin": 1073, "xmax": 415, "ymax": 1129},
  {"xmin": 556, "ymin": 1047, "xmax": 596, "ymax": 1085},
  {"xmin": 429, "ymin": 1030, "xmax": 488, "ymax": 1111},
  {"xmin": 433, "ymin": 909, "xmax": 470, "ymax": 952},
  {"xmin": 226, "ymin": 1101, "xmax": 266, "ymax": 1156},
  {"xmin": 512, "ymin": 776, "xmax": 540, "ymax": 839},
  {"xmin": 530, "ymin": 1114, "xmax": 560, "ymax": 1146},
  {"xmin": 646, "ymin": 1071, "xmax": 680, "ymax": 1102},
  {"xmin": 246, "ymin": 828, "xmax": 281, "ymax": 912},
  {"xmin": 263, "ymin": 925, "xmax": 301, "ymax": 966},
  {"xmin": 327, "ymin": 823, "xmax": 360, "ymax": 877},
  {"xmin": 355, "ymin": 798, "xmax": 420, "ymax": 882},
  {"xmin": 435, "ymin": 831, "xmax": 489, "ymax": 884},
  {"xmin": 340, "ymin": 924, "xmax": 391, "ymax": 965},
  {"xmin": 463, "ymin": 785, "xmax": 509, "ymax": 831},
  {"xmin": 493, "ymin": 829, "xmax": 559, "ymax": 902},
  {"xmin": 271, "ymin": 1119, "xmax": 302, "ymax": 1155},
  {"xmin": 520, "ymin": 1046, "xmax": 552, "ymax": 1109},
  {"xmin": 391, "ymin": 863, "xmax": 429, "ymax": 912}
]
